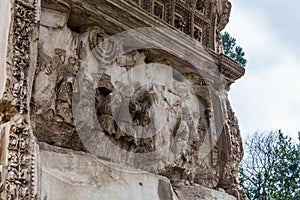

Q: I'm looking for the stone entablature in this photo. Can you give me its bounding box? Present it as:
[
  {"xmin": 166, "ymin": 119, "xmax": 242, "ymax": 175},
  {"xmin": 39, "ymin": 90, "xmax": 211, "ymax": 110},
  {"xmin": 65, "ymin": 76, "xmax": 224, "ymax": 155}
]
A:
[
  {"xmin": 208, "ymin": 49, "xmax": 245, "ymax": 87},
  {"xmin": 127, "ymin": 0, "xmax": 231, "ymax": 50},
  {"xmin": 42, "ymin": 0, "xmax": 243, "ymax": 85}
]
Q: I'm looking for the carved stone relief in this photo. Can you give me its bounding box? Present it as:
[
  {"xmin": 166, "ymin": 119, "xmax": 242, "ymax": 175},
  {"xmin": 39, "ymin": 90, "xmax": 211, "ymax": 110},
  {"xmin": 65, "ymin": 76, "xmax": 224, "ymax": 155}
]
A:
[
  {"xmin": 4, "ymin": 117, "xmax": 35, "ymax": 200},
  {"xmin": 79, "ymin": 48, "xmax": 220, "ymax": 188},
  {"xmin": 0, "ymin": 0, "xmax": 246, "ymax": 199},
  {"xmin": 196, "ymin": 0, "xmax": 207, "ymax": 15},
  {"xmin": 31, "ymin": 45, "xmax": 85, "ymax": 150},
  {"xmin": 153, "ymin": 1, "xmax": 164, "ymax": 20},
  {"xmin": 174, "ymin": 13, "xmax": 186, "ymax": 31},
  {"xmin": 193, "ymin": 26, "xmax": 203, "ymax": 43},
  {"xmin": 129, "ymin": 0, "xmax": 231, "ymax": 48},
  {"xmin": 216, "ymin": 99, "xmax": 247, "ymax": 199},
  {"xmin": 0, "ymin": 0, "xmax": 38, "ymax": 199}
]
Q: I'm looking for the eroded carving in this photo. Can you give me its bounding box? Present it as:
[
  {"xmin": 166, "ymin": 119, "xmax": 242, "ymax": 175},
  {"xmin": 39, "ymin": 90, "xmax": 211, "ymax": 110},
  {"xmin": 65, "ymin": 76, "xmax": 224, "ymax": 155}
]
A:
[
  {"xmin": 174, "ymin": 13, "xmax": 186, "ymax": 32},
  {"xmin": 88, "ymin": 26, "xmax": 105, "ymax": 51},
  {"xmin": 4, "ymin": 117, "xmax": 35, "ymax": 200},
  {"xmin": 193, "ymin": 26, "xmax": 203, "ymax": 43},
  {"xmin": 1, "ymin": 0, "xmax": 246, "ymax": 199},
  {"xmin": 11, "ymin": 0, "xmax": 36, "ymax": 114},
  {"xmin": 217, "ymin": 99, "xmax": 247, "ymax": 199},
  {"xmin": 153, "ymin": 1, "xmax": 164, "ymax": 20},
  {"xmin": 86, "ymin": 50, "xmax": 218, "ymax": 188},
  {"xmin": 31, "ymin": 45, "xmax": 84, "ymax": 150},
  {"xmin": 1, "ymin": 0, "xmax": 38, "ymax": 199}
]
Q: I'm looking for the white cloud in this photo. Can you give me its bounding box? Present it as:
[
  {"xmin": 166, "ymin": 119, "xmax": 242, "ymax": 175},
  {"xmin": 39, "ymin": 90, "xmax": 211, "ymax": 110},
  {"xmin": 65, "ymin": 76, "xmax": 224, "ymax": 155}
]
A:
[{"xmin": 225, "ymin": 1, "xmax": 300, "ymax": 140}]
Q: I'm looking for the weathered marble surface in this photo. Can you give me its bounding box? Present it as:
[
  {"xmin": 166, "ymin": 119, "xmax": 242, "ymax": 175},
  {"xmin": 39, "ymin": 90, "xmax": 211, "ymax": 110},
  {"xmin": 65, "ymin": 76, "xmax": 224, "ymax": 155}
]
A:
[
  {"xmin": 0, "ymin": 0, "xmax": 247, "ymax": 199},
  {"xmin": 0, "ymin": 0, "xmax": 11, "ymax": 99},
  {"xmin": 39, "ymin": 143, "xmax": 237, "ymax": 200},
  {"xmin": 175, "ymin": 185, "xmax": 236, "ymax": 200},
  {"xmin": 39, "ymin": 144, "xmax": 179, "ymax": 200}
]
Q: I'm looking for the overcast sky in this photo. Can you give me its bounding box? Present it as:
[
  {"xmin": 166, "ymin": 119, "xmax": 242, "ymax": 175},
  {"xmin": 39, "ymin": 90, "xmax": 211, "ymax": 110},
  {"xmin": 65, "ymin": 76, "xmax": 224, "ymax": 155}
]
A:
[{"xmin": 225, "ymin": 0, "xmax": 300, "ymax": 140}]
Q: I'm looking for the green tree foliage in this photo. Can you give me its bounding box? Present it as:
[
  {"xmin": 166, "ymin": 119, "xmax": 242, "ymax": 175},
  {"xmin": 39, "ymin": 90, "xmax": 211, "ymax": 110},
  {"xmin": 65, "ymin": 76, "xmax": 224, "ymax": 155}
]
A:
[
  {"xmin": 221, "ymin": 32, "xmax": 247, "ymax": 67},
  {"xmin": 239, "ymin": 130, "xmax": 300, "ymax": 199}
]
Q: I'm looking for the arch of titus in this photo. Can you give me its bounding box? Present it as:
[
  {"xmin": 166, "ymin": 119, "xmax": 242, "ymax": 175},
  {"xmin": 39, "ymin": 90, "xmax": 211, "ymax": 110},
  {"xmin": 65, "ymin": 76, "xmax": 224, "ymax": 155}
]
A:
[{"xmin": 0, "ymin": 0, "xmax": 247, "ymax": 199}]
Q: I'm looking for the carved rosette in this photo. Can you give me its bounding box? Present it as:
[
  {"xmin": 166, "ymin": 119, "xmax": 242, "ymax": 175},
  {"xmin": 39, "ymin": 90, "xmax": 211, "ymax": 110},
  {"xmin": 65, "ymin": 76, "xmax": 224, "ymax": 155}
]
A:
[{"xmin": 1, "ymin": 0, "xmax": 38, "ymax": 199}]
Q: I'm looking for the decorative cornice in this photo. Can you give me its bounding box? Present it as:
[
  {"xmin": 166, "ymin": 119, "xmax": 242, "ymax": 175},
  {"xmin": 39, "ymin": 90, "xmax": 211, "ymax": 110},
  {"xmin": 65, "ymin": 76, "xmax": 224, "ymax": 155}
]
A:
[
  {"xmin": 208, "ymin": 49, "xmax": 245, "ymax": 84},
  {"xmin": 124, "ymin": 0, "xmax": 227, "ymax": 48}
]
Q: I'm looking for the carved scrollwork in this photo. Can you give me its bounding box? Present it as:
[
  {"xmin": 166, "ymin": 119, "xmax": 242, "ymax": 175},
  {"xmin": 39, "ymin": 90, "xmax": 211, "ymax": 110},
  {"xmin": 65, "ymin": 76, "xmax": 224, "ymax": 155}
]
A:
[
  {"xmin": 11, "ymin": 0, "xmax": 36, "ymax": 113},
  {"xmin": 5, "ymin": 117, "xmax": 35, "ymax": 200},
  {"xmin": 2, "ymin": 0, "xmax": 38, "ymax": 199}
]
